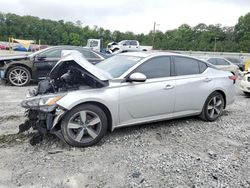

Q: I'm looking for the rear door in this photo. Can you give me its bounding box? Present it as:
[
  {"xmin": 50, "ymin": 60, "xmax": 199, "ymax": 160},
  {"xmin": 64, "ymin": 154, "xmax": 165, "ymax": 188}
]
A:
[
  {"xmin": 173, "ymin": 56, "xmax": 214, "ymax": 115},
  {"xmin": 119, "ymin": 56, "xmax": 176, "ymax": 125},
  {"xmin": 129, "ymin": 40, "xmax": 139, "ymax": 51}
]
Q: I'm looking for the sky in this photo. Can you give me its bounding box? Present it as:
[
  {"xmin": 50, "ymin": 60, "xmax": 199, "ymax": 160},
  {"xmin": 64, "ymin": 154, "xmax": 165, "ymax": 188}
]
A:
[{"xmin": 1, "ymin": 0, "xmax": 250, "ymax": 34}]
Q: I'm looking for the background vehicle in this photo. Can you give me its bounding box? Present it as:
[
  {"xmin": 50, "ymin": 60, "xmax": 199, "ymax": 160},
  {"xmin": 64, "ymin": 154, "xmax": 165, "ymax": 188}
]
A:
[
  {"xmin": 107, "ymin": 40, "xmax": 152, "ymax": 53},
  {"xmin": 200, "ymin": 57, "xmax": 239, "ymax": 76},
  {"xmin": 0, "ymin": 46, "xmax": 108, "ymax": 86},
  {"xmin": 239, "ymin": 73, "xmax": 250, "ymax": 96},
  {"xmin": 225, "ymin": 57, "xmax": 245, "ymax": 71},
  {"xmin": 20, "ymin": 52, "xmax": 236, "ymax": 147}
]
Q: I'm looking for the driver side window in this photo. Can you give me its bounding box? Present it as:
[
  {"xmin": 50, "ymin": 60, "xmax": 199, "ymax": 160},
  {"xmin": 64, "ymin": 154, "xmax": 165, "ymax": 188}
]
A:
[
  {"xmin": 41, "ymin": 49, "xmax": 62, "ymax": 58},
  {"xmin": 134, "ymin": 56, "xmax": 171, "ymax": 79}
]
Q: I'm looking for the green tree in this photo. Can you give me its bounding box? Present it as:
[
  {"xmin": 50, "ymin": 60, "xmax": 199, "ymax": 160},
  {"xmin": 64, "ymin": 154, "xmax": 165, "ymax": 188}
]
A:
[
  {"xmin": 235, "ymin": 12, "xmax": 250, "ymax": 52},
  {"xmin": 69, "ymin": 33, "xmax": 80, "ymax": 46}
]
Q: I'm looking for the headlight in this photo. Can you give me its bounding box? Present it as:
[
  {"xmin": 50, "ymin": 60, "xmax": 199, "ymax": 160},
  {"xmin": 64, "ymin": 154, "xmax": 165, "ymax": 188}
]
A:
[
  {"xmin": 21, "ymin": 94, "xmax": 66, "ymax": 108},
  {"xmin": 39, "ymin": 96, "xmax": 64, "ymax": 106}
]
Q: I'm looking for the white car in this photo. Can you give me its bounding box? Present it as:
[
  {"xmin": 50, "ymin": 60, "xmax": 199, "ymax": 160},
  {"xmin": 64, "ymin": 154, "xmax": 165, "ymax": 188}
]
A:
[
  {"xmin": 200, "ymin": 57, "xmax": 239, "ymax": 77},
  {"xmin": 240, "ymin": 73, "xmax": 250, "ymax": 96},
  {"xmin": 107, "ymin": 40, "xmax": 152, "ymax": 54},
  {"xmin": 20, "ymin": 52, "xmax": 236, "ymax": 147}
]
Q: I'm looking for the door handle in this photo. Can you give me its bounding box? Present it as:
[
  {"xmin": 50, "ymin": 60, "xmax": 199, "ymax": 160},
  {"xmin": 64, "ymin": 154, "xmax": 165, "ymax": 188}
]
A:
[
  {"xmin": 204, "ymin": 78, "xmax": 212, "ymax": 82},
  {"xmin": 164, "ymin": 84, "xmax": 174, "ymax": 89}
]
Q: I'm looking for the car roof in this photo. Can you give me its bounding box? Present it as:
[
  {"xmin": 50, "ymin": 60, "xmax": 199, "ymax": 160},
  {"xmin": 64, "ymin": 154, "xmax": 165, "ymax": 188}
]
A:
[
  {"xmin": 118, "ymin": 51, "xmax": 191, "ymax": 58},
  {"xmin": 199, "ymin": 56, "xmax": 226, "ymax": 60},
  {"xmin": 30, "ymin": 45, "xmax": 107, "ymax": 58}
]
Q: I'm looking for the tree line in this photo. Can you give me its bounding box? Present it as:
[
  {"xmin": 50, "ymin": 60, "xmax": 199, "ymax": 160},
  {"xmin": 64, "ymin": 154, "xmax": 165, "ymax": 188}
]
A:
[{"xmin": 0, "ymin": 12, "xmax": 250, "ymax": 52}]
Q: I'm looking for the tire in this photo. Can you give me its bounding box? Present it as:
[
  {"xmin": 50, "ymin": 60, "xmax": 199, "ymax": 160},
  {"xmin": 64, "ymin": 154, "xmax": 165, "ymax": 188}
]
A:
[
  {"xmin": 112, "ymin": 48, "xmax": 119, "ymax": 53},
  {"xmin": 61, "ymin": 104, "xmax": 107, "ymax": 147},
  {"xmin": 243, "ymin": 92, "xmax": 250, "ymax": 96},
  {"xmin": 7, "ymin": 66, "xmax": 31, "ymax": 86},
  {"xmin": 200, "ymin": 92, "xmax": 225, "ymax": 121}
]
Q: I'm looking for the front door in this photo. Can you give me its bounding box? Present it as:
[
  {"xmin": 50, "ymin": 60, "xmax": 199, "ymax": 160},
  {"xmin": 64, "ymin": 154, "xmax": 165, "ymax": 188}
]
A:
[
  {"xmin": 33, "ymin": 49, "xmax": 62, "ymax": 79},
  {"xmin": 118, "ymin": 56, "xmax": 176, "ymax": 125}
]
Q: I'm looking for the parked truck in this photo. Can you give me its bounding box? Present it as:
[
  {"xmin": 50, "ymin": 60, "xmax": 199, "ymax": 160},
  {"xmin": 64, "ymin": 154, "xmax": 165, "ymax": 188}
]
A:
[
  {"xmin": 85, "ymin": 39, "xmax": 152, "ymax": 54},
  {"xmin": 107, "ymin": 40, "xmax": 152, "ymax": 54}
]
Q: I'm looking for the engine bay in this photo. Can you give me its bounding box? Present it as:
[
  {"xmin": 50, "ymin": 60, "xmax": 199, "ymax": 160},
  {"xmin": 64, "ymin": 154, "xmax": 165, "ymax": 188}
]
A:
[{"xmin": 31, "ymin": 60, "xmax": 107, "ymax": 96}]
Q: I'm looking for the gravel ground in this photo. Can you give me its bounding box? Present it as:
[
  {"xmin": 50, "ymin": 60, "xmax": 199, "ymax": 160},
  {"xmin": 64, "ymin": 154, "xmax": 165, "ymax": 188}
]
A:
[{"xmin": 0, "ymin": 81, "xmax": 249, "ymax": 188}]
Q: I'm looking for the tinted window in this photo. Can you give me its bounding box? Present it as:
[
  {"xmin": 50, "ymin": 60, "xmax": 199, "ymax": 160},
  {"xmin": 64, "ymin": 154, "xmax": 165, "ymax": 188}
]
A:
[
  {"xmin": 80, "ymin": 50, "xmax": 99, "ymax": 59},
  {"xmin": 42, "ymin": 49, "xmax": 62, "ymax": 58},
  {"xmin": 175, "ymin": 57, "xmax": 200, "ymax": 76},
  {"xmin": 135, "ymin": 56, "xmax": 171, "ymax": 79},
  {"xmin": 208, "ymin": 58, "xmax": 217, "ymax": 65},
  {"xmin": 130, "ymin": 40, "xmax": 138, "ymax": 46},
  {"xmin": 198, "ymin": 61, "xmax": 208, "ymax": 73},
  {"xmin": 124, "ymin": 41, "xmax": 130, "ymax": 46},
  {"xmin": 216, "ymin": 59, "xmax": 230, "ymax": 65}
]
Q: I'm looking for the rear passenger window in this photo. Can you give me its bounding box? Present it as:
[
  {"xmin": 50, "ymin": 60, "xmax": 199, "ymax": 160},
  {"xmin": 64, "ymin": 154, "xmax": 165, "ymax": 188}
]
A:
[
  {"xmin": 216, "ymin": 59, "xmax": 230, "ymax": 65},
  {"xmin": 198, "ymin": 61, "xmax": 208, "ymax": 73},
  {"xmin": 135, "ymin": 56, "xmax": 171, "ymax": 79},
  {"xmin": 174, "ymin": 57, "xmax": 200, "ymax": 76},
  {"xmin": 208, "ymin": 58, "xmax": 217, "ymax": 65}
]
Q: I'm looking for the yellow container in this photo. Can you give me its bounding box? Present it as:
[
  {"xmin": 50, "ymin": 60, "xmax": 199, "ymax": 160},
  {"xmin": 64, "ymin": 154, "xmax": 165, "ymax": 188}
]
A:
[{"xmin": 245, "ymin": 59, "xmax": 250, "ymax": 72}]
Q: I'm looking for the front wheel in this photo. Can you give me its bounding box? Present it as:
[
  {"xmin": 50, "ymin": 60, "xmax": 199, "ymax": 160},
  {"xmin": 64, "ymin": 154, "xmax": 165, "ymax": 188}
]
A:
[
  {"xmin": 7, "ymin": 66, "xmax": 31, "ymax": 86},
  {"xmin": 200, "ymin": 92, "xmax": 225, "ymax": 121},
  {"xmin": 61, "ymin": 104, "xmax": 107, "ymax": 147}
]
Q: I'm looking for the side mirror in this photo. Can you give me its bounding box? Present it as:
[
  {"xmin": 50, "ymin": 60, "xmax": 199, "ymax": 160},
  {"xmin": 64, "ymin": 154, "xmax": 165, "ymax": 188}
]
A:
[
  {"xmin": 128, "ymin": 72, "xmax": 147, "ymax": 82},
  {"xmin": 123, "ymin": 43, "xmax": 127, "ymax": 46}
]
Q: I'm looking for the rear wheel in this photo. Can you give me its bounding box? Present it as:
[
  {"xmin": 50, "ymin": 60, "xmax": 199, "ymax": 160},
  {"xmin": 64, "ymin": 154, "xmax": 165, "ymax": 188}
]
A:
[
  {"xmin": 61, "ymin": 104, "xmax": 107, "ymax": 147},
  {"xmin": 200, "ymin": 92, "xmax": 224, "ymax": 121},
  {"xmin": 7, "ymin": 66, "xmax": 31, "ymax": 86}
]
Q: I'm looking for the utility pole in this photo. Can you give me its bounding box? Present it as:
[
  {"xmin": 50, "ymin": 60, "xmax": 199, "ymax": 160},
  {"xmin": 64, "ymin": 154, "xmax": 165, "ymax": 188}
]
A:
[
  {"xmin": 214, "ymin": 37, "xmax": 218, "ymax": 52},
  {"xmin": 152, "ymin": 22, "xmax": 159, "ymax": 49}
]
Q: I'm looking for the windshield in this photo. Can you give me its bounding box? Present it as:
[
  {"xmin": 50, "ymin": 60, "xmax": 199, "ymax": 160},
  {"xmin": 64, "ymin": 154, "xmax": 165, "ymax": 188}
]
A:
[{"xmin": 96, "ymin": 55, "xmax": 142, "ymax": 78}]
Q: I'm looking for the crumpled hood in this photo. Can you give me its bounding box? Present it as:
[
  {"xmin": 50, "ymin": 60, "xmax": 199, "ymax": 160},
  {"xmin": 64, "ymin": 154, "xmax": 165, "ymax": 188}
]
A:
[{"xmin": 50, "ymin": 51, "xmax": 112, "ymax": 81}]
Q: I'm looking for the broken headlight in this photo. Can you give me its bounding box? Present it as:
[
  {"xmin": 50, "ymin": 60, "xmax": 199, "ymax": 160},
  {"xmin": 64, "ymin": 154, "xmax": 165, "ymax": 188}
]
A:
[{"xmin": 21, "ymin": 94, "xmax": 66, "ymax": 112}]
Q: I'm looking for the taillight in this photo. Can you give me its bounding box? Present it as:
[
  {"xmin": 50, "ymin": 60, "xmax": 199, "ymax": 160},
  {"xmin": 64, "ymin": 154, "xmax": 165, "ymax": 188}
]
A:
[{"xmin": 229, "ymin": 75, "xmax": 236, "ymax": 84}]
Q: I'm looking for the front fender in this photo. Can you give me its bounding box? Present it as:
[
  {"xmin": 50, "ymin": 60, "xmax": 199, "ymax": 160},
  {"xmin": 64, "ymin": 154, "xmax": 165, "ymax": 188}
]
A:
[{"xmin": 56, "ymin": 88, "xmax": 120, "ymax": 128}]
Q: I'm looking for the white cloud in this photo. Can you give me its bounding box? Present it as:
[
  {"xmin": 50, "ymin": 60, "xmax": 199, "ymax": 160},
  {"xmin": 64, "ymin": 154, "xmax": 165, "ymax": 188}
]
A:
[{"xmin": 0, "ymin": 0, "xmax": 250, "ymax": 34}]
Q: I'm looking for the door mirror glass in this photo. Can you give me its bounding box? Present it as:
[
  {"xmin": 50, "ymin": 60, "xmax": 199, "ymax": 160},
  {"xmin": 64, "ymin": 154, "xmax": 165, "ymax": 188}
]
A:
[{"xmin": 128, "ymin": 72, "xmax": 147, "ymax": 82}]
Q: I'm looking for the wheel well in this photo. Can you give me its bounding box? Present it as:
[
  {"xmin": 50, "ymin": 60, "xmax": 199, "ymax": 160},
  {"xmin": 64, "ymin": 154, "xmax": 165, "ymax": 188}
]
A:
[
  {"xmin": 5, "ymin": 64, "xmax": 32, "ymax": 78},
  {"xmin": 75, "ymin": 101, "xmax": 113, "ymax": 132},
  {"xmin": 214, "ymin": 90, "xmax": 226, "ymax": 109}
]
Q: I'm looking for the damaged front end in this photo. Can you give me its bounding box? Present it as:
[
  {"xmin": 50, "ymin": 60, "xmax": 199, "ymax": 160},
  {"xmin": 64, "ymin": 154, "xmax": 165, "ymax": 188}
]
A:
[
  {"xmin": 19, "ymin": 51, "xmax": 111, "ymax": 145},
  {"xmin": 20, "ymin": 88, "xmax": 69, "ymax": 145}
]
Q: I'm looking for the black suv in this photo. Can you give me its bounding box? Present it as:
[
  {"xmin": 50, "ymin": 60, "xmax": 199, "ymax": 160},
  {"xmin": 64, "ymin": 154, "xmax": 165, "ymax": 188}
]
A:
[{"xmin": 0, "ymin": 46, "xmax": 108, "ymax": 86}]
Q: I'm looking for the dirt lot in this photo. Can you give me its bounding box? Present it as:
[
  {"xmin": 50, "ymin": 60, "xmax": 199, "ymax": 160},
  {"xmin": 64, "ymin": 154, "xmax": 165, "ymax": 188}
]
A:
[{"xmin": 0, "ymin": 81, "xmax": 249, "ymax": 188}]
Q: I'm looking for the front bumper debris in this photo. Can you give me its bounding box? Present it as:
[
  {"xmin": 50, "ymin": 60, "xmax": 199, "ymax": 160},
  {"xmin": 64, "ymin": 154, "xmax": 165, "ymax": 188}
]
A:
[{"xmin": 19, "ymin": 107, "xmax": 67, "ymax": 145}]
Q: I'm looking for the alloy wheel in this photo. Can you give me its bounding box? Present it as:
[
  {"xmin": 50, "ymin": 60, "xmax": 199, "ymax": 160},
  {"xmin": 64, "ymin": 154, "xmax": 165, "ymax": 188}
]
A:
[
  {"xmin": 66, "ymin": 110, "xmax": 102, "ymax": 143},
  {"xmin": 9, "ymin": 68, "xmax": 29, "ymax": 86},
  {"xmin": 207, "ymin": 96, "xmax": 223, "ymax": 119}
]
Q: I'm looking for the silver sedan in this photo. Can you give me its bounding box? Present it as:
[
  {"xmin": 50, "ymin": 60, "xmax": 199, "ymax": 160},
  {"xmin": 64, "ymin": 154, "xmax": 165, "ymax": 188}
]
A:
[{"xmin": 21, "ymin": 52, "xmax": 236, "ymax": 147}]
